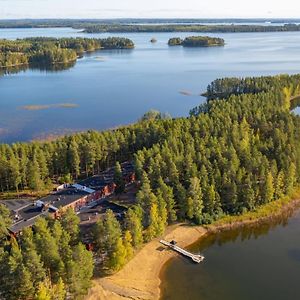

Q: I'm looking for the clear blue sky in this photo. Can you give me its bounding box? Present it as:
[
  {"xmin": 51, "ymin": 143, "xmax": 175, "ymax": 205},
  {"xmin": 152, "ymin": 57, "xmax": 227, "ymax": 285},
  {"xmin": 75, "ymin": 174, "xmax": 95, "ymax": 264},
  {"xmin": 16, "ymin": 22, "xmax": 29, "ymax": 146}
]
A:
[{"xmin": 0, "ymin": 0, "xmax": 299, "ymax": 19}]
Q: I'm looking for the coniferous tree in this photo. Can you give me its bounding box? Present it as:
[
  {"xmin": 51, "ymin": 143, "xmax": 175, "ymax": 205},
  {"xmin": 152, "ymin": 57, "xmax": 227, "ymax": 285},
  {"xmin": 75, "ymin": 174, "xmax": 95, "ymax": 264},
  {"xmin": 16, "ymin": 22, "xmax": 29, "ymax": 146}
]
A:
[
  {"xmin": 19, "ymin": 228, "xmax": 46, "ymax": 291},
  {"xmin": 264, "ymin": 172, "xmax": 275, "ymax": 203},
  {"xmin": 27, "ymin": 156, "xmax": 44, "ymax": 191},
  {"xmin": 187, "ymin": 177, "xmax": 203, "ymax": 224},
  {"xmin": 110, "ymin": 237, "xmax": 127, "ymax": 271},
  {"xmin": 0, "ymin": 204, "xmax": 12, "ymax": 243},
  {"xmin": 33, "ymin": 218, "xmax": 64, "ymax": 283},
  {"xmin": 68, "ymin": 138, "xmax": 80, "ymax": 178},
  {"xmin": 285, "ymin": 162, "xmax": 296, "ymax": 195},
  {"xmin": 35, "ymin": 279, "xmax": 52, "ymax": 300},
  {"xmin": 156, "ymin": 193, "xmax": 168, "ymax": 234},
  {"xmin": 157, "ymin": 177, "xmax": 177, "ymax": 223},
  {"xmin": 52, "ymin": 278, "xmax": 66, "ymax": 300},
  {"xmin": 60, "ymin": 208, "xmax": 80, "ymax": 244},
  {"xmin": 145, "ymin": 202, "xmax": 160, "ymax": 241},
  {"xmin": 124, "ymin": 207, "xmax": 144, "ymax": 248},
  {"xmin": 68, "ymin": 243, "xmax": 94, "ymax": 298},
  {"xmin": 123, "ymin": 230, "xmax": 134, "ymax": 260},
  {"xmin": 114, "ymin": 161, "xmax": 125, "ymax": 195},
  {"xmin": 275, "ymin": 170, "xmax": 285, "ymax": 199},
  {"xmin": 137, "ymin": 172, "xmax": 158, "ymax": 227}
]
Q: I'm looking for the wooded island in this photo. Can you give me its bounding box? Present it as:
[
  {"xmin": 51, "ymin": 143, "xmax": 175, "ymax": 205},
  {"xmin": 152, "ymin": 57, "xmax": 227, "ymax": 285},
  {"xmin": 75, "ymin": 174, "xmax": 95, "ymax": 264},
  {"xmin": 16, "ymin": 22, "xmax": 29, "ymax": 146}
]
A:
[
  {"xmin": 83, "ymin": 23, "xmax": 300, "ymax": 33},
  {"xmin": 0, "ymin": 37, "xmax": 134, "ymax": 69},
  {"xmin": 168, "ymin": 36, "xmax": 225, "ymax": 47}
]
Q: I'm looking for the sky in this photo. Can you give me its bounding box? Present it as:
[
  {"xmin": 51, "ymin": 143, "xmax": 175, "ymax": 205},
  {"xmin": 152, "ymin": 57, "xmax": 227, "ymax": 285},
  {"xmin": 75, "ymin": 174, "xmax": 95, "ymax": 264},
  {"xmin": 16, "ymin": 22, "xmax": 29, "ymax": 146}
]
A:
[{"xmin": 0, "ymin": 0, "xmax": 300, "ymax": 19}]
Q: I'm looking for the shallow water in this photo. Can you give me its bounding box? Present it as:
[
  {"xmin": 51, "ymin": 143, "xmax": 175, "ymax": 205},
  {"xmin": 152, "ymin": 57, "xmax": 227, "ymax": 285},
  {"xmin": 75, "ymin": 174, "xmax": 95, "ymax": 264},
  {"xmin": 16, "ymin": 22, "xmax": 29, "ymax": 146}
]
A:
[
  {"xmin": 160, "ymin": 209, "xmax": 300, "ymax": 300},
  {"xmin": 1, "ymin": 28, "xmax": 300, "ymax": 142}
]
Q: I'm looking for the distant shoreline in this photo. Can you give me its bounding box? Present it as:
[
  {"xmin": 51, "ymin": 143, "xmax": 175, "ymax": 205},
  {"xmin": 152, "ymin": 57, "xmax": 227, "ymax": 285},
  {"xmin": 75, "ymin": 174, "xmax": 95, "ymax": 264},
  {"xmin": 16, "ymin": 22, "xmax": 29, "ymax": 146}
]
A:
[
  {"xmin": 1, "ymin": 19, "xmax": 300, "ymax": 33},
  {"xmin": 86, "ymin": 189, "xmax": 300, "ymax": 300}
]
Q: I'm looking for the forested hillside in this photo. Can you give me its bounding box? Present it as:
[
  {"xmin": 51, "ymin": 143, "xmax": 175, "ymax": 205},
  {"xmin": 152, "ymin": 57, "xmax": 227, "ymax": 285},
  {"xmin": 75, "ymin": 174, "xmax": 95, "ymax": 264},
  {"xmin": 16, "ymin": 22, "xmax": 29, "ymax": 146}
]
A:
[{"xmin": 0, "ymin": 37, "xmax": 134, "ymax": 68}]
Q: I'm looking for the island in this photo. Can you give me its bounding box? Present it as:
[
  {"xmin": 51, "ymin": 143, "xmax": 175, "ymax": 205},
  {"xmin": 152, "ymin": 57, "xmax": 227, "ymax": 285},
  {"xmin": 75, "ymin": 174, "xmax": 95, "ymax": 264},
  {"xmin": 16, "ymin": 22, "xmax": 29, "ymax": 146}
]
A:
[
  {"xmin": 168, "ymin": 37, "xmax": 183, "ymax": 46},
  {"xmin": 0, "ymin": 37, "xmax": 135, "ymax": 69},
  {"xmin": 83, "ymin": 23, "xmax": 300, "ymax": 33},
  {"xmin": 168, "ymin": 36, "xmax": 225, "ymax": 47},
  {"xmin": 1, "ymin": 73, "xmax": 300, "ymax": 299}
]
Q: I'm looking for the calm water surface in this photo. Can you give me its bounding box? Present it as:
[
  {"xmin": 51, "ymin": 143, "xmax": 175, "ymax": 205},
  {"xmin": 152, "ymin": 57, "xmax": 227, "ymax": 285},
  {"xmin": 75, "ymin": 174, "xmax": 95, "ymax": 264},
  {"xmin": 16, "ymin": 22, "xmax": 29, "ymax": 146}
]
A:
[
  {"xmin": 161, "ymin": 209, "xmax": 300, "ymax": 300},
  {"xmin": 1, "ymin": 28, "xmax": 300, "ymax": 142}
]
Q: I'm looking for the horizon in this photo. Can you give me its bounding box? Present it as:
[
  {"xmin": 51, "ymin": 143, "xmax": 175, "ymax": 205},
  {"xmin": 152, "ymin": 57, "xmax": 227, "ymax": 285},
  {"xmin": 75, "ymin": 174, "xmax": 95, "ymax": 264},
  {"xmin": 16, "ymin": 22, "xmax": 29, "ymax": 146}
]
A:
[
  {"xmin": 0, "ymin": 17, "xmax": 300, "ymax": 22},
  {"xmin": 1, "ymin": 0, "xmax": 300, "ymax": 19}
]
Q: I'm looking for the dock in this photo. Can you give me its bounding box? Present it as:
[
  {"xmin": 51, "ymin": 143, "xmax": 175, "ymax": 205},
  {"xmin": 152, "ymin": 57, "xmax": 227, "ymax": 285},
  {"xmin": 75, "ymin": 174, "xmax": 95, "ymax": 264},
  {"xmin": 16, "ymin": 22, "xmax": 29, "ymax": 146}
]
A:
[{"xmin": 160, "ymin": 240, "xmax": 204, "ymax": 263}]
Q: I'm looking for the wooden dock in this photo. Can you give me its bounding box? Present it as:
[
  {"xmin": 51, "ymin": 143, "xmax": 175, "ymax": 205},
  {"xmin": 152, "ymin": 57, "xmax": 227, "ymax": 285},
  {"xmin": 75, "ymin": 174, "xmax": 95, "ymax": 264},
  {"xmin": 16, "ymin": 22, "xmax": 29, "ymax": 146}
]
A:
[{"xmin": 160, "ymin": 240, "xmax": 204, "ymax": 263}]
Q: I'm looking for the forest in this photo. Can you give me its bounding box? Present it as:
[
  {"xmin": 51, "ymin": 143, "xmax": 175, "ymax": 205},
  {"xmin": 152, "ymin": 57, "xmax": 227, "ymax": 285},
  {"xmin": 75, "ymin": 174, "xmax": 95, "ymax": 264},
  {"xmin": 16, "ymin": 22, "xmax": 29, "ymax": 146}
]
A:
[
  {"xmin": 1, "ymin": 19, "xmax": 300, "ymax": 32},
  {"xmin": 0, "ymin": 207, "xmax": 94, "ymax": 299},
  {"xmin": 168, "ymin": 36, "xmax": 225, "ymax": 47},
  {"xmin": 1, "ymin": 73, "xmax": 300, "ymax": 299},
  {"xmin": 83, "ymin": 23, "xmax": 300, "ymax": 33},
  {"xmin": 0, "ymin": 37, "xmax": 134, "ymax": 68}
]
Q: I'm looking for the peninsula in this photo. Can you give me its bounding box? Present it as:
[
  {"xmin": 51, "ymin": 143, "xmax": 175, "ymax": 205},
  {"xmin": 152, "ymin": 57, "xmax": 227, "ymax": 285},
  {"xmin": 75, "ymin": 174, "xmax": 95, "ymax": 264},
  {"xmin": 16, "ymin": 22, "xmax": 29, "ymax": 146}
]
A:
[{"xmin": 1, "ymin": 73, "xmax": 300, "ymax": 299}]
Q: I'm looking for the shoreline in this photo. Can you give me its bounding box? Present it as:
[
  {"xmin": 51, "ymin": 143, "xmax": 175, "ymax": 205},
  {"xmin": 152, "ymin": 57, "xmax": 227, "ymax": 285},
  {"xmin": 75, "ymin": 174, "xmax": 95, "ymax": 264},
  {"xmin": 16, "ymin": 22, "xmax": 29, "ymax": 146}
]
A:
[
  {"xmin": 86, "ymin": 224, "xmax": 208, "ymax": 300},
  {"xmin": 86, "ymin": 191, "xmax": 300, "ymax": 300}
]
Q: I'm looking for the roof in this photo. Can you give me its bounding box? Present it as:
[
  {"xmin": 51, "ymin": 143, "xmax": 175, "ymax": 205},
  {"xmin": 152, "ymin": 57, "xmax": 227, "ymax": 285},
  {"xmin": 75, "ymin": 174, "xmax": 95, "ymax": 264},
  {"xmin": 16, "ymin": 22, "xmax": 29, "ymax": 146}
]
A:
[
  {"xmin": 78, "ymin": 161, "xmax": 134, "ymax": 190},
  {"xmin": 7, "ymin": 161, "xmax": 134, "ymax": 233},
  {"xmin": 17, "ymin": 204, "xmax": 43, "ymax": 220},
  {"xmin": 79, "ymin": 199, "xmax": 127, "ymax": 223},
  {"xmin": 72, "ymin": 183, "xmax": 95, "ymax": 194},
  {"xmin": 0, "ymin": 198, "xmax": 34, "ymax": 212},
  {"xmin": 79, "ymin": 175, "xmax": 112, "ymax": 191},
  {"xmin": 9, "ymin": 187, "xmax": 89, "ymax": 233},
  {"xmin": 40, "ymin": 187, "xmax": 90, "ymax": 209},
  {"xmin": 10, "ymin": 213, "xmax": 47, "ymax": 234}
]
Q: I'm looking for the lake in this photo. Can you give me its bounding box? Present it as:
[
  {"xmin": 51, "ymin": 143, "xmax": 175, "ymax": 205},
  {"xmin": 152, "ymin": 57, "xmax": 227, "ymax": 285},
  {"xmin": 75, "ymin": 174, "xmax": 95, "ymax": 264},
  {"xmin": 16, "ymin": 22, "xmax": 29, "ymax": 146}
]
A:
[
  {"xmin": 1, "ymin": 28, "xmax": 300, "ymax": 142},
  {"xmin": 160, "ymin": 208, "xmax": 300, "ymax": 300}
]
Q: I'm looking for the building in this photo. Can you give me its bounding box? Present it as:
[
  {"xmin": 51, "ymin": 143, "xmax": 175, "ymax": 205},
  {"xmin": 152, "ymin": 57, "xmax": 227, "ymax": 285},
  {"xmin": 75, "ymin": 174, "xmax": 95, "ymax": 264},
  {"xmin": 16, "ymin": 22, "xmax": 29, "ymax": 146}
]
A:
[
  {"xmin": 9, "ymin": 186, "xmax": 91, "ymax": 234},
  {"xmin": 78, "ymin": 161, "xmax": 135, "ymax": 194},
  {"xmin": 8, "ymin": 161, "xmax": 135, "ymax": 234}
]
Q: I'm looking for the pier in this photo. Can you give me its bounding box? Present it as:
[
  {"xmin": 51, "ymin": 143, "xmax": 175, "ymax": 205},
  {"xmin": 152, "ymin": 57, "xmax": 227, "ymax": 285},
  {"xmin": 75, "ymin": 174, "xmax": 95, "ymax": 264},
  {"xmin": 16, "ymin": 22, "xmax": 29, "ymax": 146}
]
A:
[{"xmin": 160, "ymin": 240, "xmax": 205, "ymax": 263}]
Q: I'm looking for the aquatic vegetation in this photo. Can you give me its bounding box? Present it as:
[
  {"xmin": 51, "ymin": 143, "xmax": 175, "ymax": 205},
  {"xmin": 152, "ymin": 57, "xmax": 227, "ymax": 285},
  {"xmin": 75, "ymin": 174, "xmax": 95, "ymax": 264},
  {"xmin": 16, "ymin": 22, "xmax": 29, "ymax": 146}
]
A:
[{"xmin": 21, "ymin": 103, "xmax": 79, "ymax": 111}]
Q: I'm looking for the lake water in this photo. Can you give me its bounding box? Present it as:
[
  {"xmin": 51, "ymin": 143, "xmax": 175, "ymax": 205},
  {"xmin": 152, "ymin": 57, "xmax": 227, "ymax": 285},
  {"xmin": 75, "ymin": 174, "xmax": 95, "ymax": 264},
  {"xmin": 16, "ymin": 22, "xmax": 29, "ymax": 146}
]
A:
[
  {"xmin": 161, "ymin": 208, "xmax": 300, "ymax": 300},
  {"xmin": 1, "ymin": 28, "xmax": 300, "ymax": 142}
]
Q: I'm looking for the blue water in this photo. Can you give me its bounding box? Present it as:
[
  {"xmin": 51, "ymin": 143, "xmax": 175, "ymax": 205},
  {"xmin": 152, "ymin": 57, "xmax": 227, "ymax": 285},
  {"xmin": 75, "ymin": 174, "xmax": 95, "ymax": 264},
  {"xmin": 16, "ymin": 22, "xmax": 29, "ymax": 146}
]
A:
[
  {"xmin": 161, "ymin": 209, "xmax": 300, "ymax": 300},
  {"xmin": 1, "ymin": 28, "xmax": 300, "ymax": 142}
]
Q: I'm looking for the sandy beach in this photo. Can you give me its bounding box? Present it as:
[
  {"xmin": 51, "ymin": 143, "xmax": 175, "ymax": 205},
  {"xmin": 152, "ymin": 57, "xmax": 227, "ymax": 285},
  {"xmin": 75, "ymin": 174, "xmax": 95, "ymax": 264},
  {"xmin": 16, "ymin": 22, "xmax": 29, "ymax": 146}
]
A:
[
  {"xmin": 86, "ymin": 224, "xmax": 207, "ymax": 300},
  {"xmin": 86, "ymin": 194, "xmax": 300, "ymax": 300}
]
